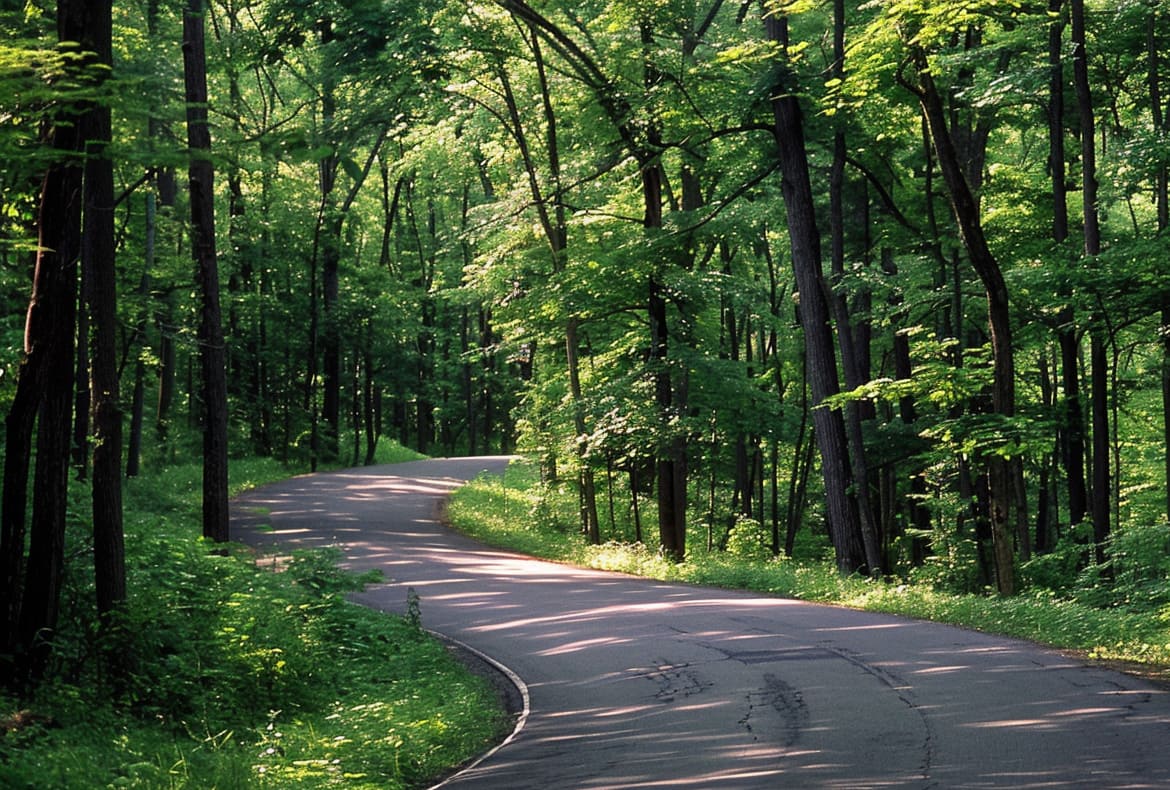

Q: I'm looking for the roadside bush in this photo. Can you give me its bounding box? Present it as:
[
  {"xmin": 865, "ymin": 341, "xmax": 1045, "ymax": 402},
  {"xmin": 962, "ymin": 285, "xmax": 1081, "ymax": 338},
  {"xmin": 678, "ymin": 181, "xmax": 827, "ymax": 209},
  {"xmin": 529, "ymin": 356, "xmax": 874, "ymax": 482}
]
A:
[
  {"xmin": 726, "ymin": 516, "xmax": 773, "ymax": 562},
  {"xmin": 908, "ymin": 530, "xmax": 983, "ymax": 594},
  {"xmin": 0, "ymin": 455, "xmax": 506, "ymax": 789},
  {"xmin": 1019, "ymin": 524, "xmax": 1093, "ymax": 596},
  {"xmin": 1104, "ymin": 521, "xmax": 1170, "ymax": 610}
]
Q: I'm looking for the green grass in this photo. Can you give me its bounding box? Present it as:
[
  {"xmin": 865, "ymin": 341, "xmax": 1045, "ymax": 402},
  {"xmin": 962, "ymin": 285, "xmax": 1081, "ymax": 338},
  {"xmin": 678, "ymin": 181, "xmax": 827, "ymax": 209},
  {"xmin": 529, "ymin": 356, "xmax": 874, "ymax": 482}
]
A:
[
  {"xmin": 447, "ymin": 459, "xmax": 1170, "ymax": 679},
  {"xmin": 0, "ymin": 440, "xmax": 507, "ymax": 789}
]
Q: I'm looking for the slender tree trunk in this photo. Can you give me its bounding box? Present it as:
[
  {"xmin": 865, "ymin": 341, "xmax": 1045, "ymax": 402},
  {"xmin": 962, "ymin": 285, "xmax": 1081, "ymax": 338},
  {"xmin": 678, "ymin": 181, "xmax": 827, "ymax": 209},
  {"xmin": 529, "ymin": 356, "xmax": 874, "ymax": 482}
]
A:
[
  {"xmin": 126, "ymin": 194, "xmax": 154, "ymax": 478},
  {"xmin": 765, "ymin": 13, "xmax": 865, "ymax": 573},
  {"xmin": 479, "ymin": 308, "xmax": 496, "ymax": 454},
  {"xmin": 567, "ymin": 318, "xmax": 600, "ymax": 543},
  {"xmin": 1071, "ymin": 0, "xmax": 1109, "ymax": 562},
  {"xmin": 364, "ymin": 330, "xmax": 377, "ymax": 465},
  {"xmin": 1, "ymin": 0, "xmax": 88, "ymax": 679},
  {"xmin": 1147, "ymin": 12, "xmax": 1170, "ymax": 524},
  {"xmin": 828, "ymin": 0, "xmax": 882, "ymax": 574},
  {"xmin": 82, "ymin": 0, "xmax": 126, "ymax": 625},
  {"xmin": 71, "ymin": 296, "xmax": 89, "ymax": 481},
  {"xmin": 184, "ymin": 0, "xmax": 230, "ymax": 543},
  {"xmin": 1051, "ymin": 0, "xmax": 1088, "ymax": 529},
  {"xmin": 155, "ymin": 291, "xmax": 176, "ymax": 445},
  {"xmin": 317, "ymin": 20, "xmax": 342, "ymax": 461},
  {"xmin": 888, "ymin": 253, "xmax": 932, "ymax": 561},
  {"xmin": 909, "ymin": 47, "xmax": 1018, "ymax": 594}
]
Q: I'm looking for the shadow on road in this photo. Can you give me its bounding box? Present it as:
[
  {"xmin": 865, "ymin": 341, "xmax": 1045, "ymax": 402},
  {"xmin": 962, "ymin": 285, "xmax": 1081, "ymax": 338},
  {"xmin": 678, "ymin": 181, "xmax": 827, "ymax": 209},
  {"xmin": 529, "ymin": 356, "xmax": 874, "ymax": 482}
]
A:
[{"xmin": 234, "ymin": 459, "xmax": 1170, "ymax": 789}]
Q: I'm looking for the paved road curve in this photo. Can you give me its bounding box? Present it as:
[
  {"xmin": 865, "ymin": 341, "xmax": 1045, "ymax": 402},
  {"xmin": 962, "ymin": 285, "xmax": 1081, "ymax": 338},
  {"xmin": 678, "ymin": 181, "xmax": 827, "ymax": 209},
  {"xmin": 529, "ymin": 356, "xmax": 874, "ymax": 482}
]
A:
[{"xmin": 232, "ymin": 458, "xmax": 1170, "ymax": 789}]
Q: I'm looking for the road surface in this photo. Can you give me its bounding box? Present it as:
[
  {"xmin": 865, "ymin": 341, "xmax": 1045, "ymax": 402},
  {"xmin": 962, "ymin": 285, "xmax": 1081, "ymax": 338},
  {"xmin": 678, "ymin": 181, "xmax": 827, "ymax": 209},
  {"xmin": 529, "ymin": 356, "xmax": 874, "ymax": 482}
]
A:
[{"xmin": 232, "ymin": 457, "xmax": 1170, "ymax": 789}]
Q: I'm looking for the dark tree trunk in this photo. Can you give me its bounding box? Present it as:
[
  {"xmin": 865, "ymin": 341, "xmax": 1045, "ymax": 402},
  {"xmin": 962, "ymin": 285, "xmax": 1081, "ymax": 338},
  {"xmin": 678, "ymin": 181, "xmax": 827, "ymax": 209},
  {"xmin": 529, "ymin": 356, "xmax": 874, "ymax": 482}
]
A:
[
  {"xmin": 155, "ymin": 292, "xmax": 176, "ymax": 445},
  {"xmin": 316, "ymin": 20, "xmax": 342, "ymax": 462},
  {"xmin": 910, "ymin": 47, "xmax": 1019, "ymax": 594},
  {"xmin": 479, "ymin": 308, "xmax": 496, "ymax": 455},
  {"xmin": 567, "ymin": 318, "xmax": 600, "ymax": 543},
  {"xmin": 1051, "ymin": 0, "xmax": 1087, "ymax": 529},
  {"xmin": 183, "ymin": 0, "xmax": 230, "ymax": 543},
  {"xmin": 321, "ymin": 214, "xmax": 342, "ymax": 460},
  {"xmin": 364, "ymin": 328, "xmax": 377, "ymax": 465},
  {"xmin": 81, "ymin": 0, "xmax": 126, "ymax": 625},
  {"xmin": 765, "ymin": 13, "xmax": 866, "ymax": 573},
  {"xmin": 72, "ymin": 297, "xmax": 89, "ymax": 481},
  {"xmin": 1071, "ymin": 0, "xmax": 1108, "ymax": 561},
  {"xmin": 1147, "ymin": 13, "xmax": 1170, "ymax": 524},
  {"xmin": 1, "ymin": 0, "xmax": 88, "ymax": 679},
  {"xmin": 828, "ymin": 0, "xmax": 882, "ymax": 574}
]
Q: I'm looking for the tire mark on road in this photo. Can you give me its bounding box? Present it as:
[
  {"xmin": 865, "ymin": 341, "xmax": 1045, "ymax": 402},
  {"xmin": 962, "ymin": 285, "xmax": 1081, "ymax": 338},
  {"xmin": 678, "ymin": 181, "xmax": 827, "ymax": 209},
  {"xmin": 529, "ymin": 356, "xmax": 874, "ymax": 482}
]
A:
[{"xmin": 739, "ymin": 673, "xmax": 808, "ymax": 749}]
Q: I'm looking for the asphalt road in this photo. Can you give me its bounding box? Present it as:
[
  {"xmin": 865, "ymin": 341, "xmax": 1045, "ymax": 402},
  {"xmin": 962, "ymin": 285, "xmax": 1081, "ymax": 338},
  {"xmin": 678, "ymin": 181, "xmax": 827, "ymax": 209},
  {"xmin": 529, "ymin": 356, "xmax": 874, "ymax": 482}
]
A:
[{"xmin": 232, "ymin": 457, "xmax": 1170, "ymax": 789}]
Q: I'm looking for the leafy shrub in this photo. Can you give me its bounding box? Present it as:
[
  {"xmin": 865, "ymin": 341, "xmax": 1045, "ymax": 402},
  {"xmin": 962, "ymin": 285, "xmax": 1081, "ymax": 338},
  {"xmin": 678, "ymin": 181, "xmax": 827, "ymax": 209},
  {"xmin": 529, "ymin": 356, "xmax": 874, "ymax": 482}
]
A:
[
  {"xmin": 1019, "ymin": 524, "xmax": 1093, "ymax": 595},
  {"xmin": 285, "ymin": 546, "xmax": 383, "ymax": 596},
  {"xmin": 726, "ymin": 516, "xmax": 773, "ymax": 561},
  {"xmin": 908, "ymin": 529, "xmax": 983, "ymax": 594},
  {"xmin": 1104, "ymin": 521, "xmax": 1170, "ymax": 610}
]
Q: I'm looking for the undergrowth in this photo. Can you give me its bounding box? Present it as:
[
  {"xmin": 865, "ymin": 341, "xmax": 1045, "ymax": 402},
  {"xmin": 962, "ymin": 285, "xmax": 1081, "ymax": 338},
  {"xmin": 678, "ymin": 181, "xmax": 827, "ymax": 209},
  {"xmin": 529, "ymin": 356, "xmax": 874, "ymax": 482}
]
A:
[
  {"xmin": 0, "ymin": 441, "xmax": 504, "ymax": 789},
  {"xmin": 446, "ymin": 460, "xmax": 1170, "ymax": 676}
]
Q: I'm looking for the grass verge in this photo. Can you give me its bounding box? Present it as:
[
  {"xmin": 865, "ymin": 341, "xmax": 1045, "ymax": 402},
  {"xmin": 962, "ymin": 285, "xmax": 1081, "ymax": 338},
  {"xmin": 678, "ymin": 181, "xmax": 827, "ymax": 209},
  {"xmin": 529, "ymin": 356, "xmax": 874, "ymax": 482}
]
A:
[{"xmin": 0, "ymin": 441, "xmax": 506, "ymax": 789}]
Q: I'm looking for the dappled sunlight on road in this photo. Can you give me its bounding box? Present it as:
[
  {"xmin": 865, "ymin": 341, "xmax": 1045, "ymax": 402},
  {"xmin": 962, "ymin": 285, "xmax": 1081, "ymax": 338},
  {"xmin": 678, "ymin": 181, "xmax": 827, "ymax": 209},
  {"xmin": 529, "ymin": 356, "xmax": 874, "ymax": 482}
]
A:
[{"xmin": 233, "ymin": 459, "xmax": 1170, "ymax": 789}]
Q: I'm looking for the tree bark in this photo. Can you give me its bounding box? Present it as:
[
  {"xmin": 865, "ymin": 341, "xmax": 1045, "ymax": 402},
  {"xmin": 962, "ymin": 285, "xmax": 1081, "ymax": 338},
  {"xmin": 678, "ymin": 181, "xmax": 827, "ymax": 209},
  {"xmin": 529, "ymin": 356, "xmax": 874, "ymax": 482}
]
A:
[
  {"xmin": 183, "ymin": 0, "xmax": 230, "ymax": 543},
  {"xmin": 81, "ymin": 0, "xmax": 127, "ymax": 623},
  {"xmin": 71, "ymin": 295, "xmax": 89, "ymax": 481},
  {"xmin": 1, "ymin": 0, "xmax": 88, "ymax": 679},
  {"xmin": 909, "ymin": 48, "xmax": 1019, "ymax": 594},
  {"xmin": 1048, "ymin": 0, "xmax": 1084, "ymax": 533},
  {"xmin": 765, "ymin": 13, "xmax": 866, "ymax": 573},
  {"xmin": 1147, "ymin": 12, "xmax": 1170, "ymax": 524},
  {"xmin": 828, "ymin": 0, "xmax": 882, "ymax": 574},
  {"xmin": 127, "ymin": 192, "xmax": 155, "ymax": 478},
  {"xmin": 1070, "ymin": 0, "xmax": 1109, "ymax": 561}
]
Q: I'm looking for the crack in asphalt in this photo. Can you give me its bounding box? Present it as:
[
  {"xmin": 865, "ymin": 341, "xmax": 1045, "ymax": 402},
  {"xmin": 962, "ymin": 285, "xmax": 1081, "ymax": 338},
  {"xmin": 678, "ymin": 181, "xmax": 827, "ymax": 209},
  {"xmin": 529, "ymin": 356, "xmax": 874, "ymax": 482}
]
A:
[
  {"xmin": 824, "ymin": 644, "xmax": 935, "ymax": 782},
  {"xmin": 639, "ymin": 658, "xmax": 713, "ymax": 703}
]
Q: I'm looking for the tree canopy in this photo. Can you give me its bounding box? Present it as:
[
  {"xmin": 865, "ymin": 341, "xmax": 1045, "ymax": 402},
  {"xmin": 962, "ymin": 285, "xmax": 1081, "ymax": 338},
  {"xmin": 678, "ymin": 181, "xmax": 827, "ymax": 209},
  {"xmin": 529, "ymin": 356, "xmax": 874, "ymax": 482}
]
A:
[{"xmin": 4, "ymin": 0, "xmax": 1170, "ymax": 679}]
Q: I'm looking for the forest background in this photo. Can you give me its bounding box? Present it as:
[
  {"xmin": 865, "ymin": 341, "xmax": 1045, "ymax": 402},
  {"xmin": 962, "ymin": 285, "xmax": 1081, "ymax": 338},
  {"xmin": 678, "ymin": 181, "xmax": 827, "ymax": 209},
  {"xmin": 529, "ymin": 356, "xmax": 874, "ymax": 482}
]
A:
[{"xmin": 3, "ymin": 0, "xmax": 1170, "ymax": 783}]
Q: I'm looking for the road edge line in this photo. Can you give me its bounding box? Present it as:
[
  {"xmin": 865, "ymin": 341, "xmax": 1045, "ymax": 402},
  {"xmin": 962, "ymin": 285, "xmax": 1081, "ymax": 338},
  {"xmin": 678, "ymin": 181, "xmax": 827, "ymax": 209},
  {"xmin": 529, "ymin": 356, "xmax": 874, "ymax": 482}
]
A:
[{"xmin": 426, "ymin": 630, "xmax": 531, "ymax": 788}]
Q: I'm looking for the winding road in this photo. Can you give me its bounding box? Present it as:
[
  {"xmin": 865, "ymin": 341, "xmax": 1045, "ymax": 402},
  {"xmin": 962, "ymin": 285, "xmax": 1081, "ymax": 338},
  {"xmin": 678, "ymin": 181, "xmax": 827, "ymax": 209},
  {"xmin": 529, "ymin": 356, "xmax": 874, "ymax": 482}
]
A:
[{"xmin": 232, "ymin": 457, "xmax": 1170, "ymax": 789}]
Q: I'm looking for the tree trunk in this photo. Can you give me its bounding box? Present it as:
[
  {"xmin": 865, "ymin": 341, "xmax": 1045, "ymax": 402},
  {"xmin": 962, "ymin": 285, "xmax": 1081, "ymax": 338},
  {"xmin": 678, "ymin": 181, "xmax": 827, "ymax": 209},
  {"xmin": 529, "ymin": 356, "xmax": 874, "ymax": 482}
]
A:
[
  {"xmin": 316, "ymin": 20, "xmax": 342, "ymax": 461},
  {"xmin": 155, "ymin": 291, "xmax": 176, "ymax": 446},
  {"xmin": 183, "ymin": 0, "xmax": 230, "ymax": 543},
  {"xmin": 71, "ymin": 295, "xmax": 89, "ymax": 481},
  {"xmin": 364, "ymin": 321, "xmax": 378, "ymax": 465},
  {"xmin": 81, "ymin": 0, "xmax": 126, "ymax": 625},
  {"xmin": 1048, "ymin": 1, "xmax": 1088, "ymax": 528},
  {"xmin": 1, "ymin": 0, "xmax": 91, "ymax": 681},
  {"xmin": 1147, "ymin": 12, "xmax": 1170, "ymax": 524},
  {"xmin": 765, "ymin": 13, "xmax": 865, "ymax": 573},
  {"xmin": 910, "ymin": 48, "xmax": 1018, "ymax": 594},
  {"xmin": 828, "ymin": 0, "xmax": 882, "ymax": 574},
  {"xmin": 1070, "ymin": 0, "xmax": 1108, "ymax": 561},
  {"xmin": 126, "ymin": 194, "xmax": 154, "ymax": 478}
]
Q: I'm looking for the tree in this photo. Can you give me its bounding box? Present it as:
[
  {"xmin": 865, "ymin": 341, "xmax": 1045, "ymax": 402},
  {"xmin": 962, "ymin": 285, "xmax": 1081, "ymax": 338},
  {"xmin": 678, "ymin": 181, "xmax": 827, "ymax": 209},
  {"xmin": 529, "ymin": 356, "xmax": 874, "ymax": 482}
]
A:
[
  {"xmin": 893, "ymin": 13, "xmax": 1022, "ymax": 595},
  {"xmin": 1, "ymin": 0, "xmax": 89, "ymax": 683},
  {"xmin": 764, "ymin": 8, "xmax": 874, "ymax": 574},
  {"xmin": 183, "ymin": 0, "xmax": 230, "ymax": 543},
  {"xmin": 1070, "ymin": 0, "xmax": 1109, "ymax": 564},
  {"xmin": 80, "ymin": 0, "xmax": 126, "ymax": 631}
]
